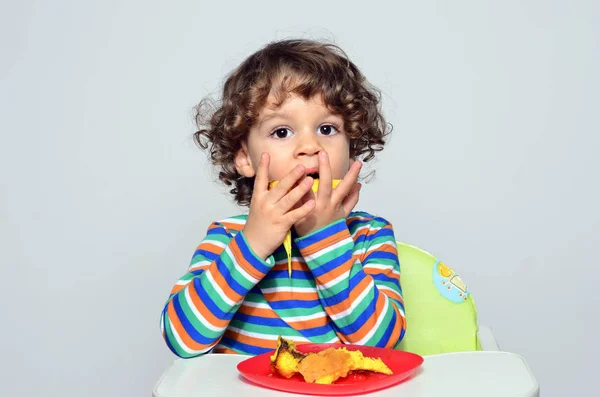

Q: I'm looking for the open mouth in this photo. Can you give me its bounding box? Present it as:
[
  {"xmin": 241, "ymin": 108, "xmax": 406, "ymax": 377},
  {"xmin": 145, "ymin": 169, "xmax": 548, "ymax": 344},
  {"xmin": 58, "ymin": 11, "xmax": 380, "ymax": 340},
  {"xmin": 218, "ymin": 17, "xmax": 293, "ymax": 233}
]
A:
[{"xmin": 306, "ymin": 172, "xmax": 319, "ymax": 179}]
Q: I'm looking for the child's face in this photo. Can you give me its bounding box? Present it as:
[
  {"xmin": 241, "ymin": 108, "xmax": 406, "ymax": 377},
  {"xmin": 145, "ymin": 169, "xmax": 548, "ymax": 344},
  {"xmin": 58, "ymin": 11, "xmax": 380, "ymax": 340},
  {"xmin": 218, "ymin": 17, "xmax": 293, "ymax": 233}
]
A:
[{"xmin": 235, "ymin": 93, "xmax": 351, "ymax": 182}]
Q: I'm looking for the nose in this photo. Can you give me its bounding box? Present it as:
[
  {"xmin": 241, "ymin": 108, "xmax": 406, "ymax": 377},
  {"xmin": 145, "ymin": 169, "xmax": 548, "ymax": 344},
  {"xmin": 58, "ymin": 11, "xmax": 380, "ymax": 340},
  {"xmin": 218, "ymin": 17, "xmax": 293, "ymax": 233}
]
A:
[{"xmin": 294, "ymin": 131, "xmax": 322, "ymax": 157}]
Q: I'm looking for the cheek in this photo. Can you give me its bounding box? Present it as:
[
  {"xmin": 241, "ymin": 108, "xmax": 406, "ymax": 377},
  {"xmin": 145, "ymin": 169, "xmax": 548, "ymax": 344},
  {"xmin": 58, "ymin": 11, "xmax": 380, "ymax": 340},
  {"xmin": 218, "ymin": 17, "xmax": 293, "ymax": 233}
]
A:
[
  {"xmin": 330, "ymin": 155, "xmax": 351, "ymax": 178},
  {"xmin": 330, "ymin": 144, "xmax": 351, "ymax": 176},
  {"xmin": 266, "ymin": 152, "xmax": 289, "ymax": 181}
]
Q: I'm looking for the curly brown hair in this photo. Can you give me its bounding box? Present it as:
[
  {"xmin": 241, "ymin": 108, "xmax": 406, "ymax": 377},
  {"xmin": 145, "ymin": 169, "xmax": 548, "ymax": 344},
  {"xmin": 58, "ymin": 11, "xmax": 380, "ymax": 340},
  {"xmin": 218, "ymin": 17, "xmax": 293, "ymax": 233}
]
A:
[{"xmin": 194, "ymin": 38, "xmax": 392, "ymax": 206}]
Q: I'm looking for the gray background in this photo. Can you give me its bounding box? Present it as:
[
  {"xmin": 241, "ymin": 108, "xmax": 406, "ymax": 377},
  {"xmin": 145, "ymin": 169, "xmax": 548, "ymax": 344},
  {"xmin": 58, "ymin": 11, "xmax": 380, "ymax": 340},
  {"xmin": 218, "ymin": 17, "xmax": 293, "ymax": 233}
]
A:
[{"xmin": 1, "ymin": 1, "xmax": 597, "ymax": 396}]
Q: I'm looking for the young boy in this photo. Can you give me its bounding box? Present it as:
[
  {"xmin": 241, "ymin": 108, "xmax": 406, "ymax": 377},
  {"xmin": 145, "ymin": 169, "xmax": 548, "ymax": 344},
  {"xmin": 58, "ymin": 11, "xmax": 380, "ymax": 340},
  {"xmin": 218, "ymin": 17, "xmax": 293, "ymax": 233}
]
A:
[{"xmin": 161, "ymin": 39, "xmax": 406, "ymax": 357}]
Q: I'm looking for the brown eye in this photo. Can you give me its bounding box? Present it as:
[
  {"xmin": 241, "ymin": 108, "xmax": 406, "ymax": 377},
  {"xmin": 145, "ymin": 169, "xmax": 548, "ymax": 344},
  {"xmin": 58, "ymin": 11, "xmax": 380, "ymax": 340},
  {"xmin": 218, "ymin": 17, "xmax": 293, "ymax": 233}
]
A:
[
  {"xmin": 271, "ymin": 128, "xmax": 292, "ymax": 139},
  {"xmin": 318, "ymin": 125, "xmax": 338, "ymax": 136}
]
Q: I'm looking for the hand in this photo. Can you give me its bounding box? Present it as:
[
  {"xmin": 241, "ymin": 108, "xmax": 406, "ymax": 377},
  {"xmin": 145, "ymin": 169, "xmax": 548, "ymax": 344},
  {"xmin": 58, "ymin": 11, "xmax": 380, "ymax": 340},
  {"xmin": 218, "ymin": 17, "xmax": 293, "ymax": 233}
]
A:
[
  {"xmin": 242, "ymin": 153, "xmax": 316, "ymax": 260},
  {"xmin": 293, "ymin": 151, "xmax": 362, "ymax": 237}
]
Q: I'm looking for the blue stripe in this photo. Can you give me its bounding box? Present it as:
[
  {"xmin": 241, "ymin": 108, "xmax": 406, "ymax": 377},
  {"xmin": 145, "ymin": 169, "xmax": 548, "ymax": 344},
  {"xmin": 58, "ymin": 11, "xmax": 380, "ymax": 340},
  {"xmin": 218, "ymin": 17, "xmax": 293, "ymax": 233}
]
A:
[
  {"xmin": 350, "ymin": 230, "xmax": 391, "ymax": 248},
  {"xmin": 270, "ymin": 299, "xmax": 322, "ymax": 310},
  {"xmin": 296, "ymin": 219, "xmax": 346, "ymax": 248},
  {"xmin": 162, "ymin": 311, "xmax": 180, "ymax": 356},
  {"xmin": 398, "ymin": 325, "xmax": 406, "ymax": 343},
  {"xmin": 392, "ymin": 298, "xmax": 405, "ymax": 313},
  {"xmin": 220, "ymin": 336, "xmax": 273, "ymax": 355},
  {"xmin": 193, "ymin": 249, "xmax": 218, "ymax": 262},
  {"xmin": 248, "ymin": 286, "xmax": 262, "ymax": 295},
  {"xmin": 336, "ymin": 289, "xmax": 376, "ymax": 334},
  {"xmin": 231, "ymin": 315, "xmax": 334, "ymax": 339},
  {"xmin": 378, "ymin": 304, "xmax": 397, "ymax": 347},
  {"xmin": 311, "ymin": 252, "xmax": 352, "ymax": 277},
  {"xmin": 364, "ymin": 251, "xmax": 399, "ymax": 264},
  {"xmin": 321, "ymin": 271, "xmax": 365, "ymax": 306},
  {"xmin": 371, "ymin": 273, "xmax": 399, "ymax": 285},
  {"xmin": 347, "ymin": 217, "xmax": 369, "ymax": 231},
  {"xmin": 232, "ymin": 312, "xmax": 289, "ymax": 327},
  {"xmin": 297, "ymin": 323, "xmax": 335, "ymax": 338},
  {"xmin": 172, "ymin": 294, "xmax": 215, "ymax": 345},
  {"xmin": 193, "ymin": 278, "xmax": 235, "ymax": 320},
  {"xmin": 265, "ymin": 269, "xmax": 313, "ymax": 280},
  {"xmin": 352, "ymin": 233, "xmax": 368, "ymax": 246},
  {"xmin": 364, "ymin": 228, "xmax": 394, "ymax": 240},
  {"xmin": 213, "ymin": 255, "xmax": 248, "ymax": 297},
  {"xmin": 236, "ymin": 234, "xmax": 271, "ymax": 274},
  {"xmin": 207, "ymin": 227, "xmax": 230, "ymax": 236}
]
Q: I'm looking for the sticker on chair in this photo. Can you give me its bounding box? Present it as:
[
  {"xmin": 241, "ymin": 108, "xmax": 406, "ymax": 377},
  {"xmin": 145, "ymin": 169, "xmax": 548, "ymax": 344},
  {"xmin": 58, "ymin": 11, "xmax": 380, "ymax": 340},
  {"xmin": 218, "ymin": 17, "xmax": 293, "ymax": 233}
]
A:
[{"xmin": 432, "ymin": 261, "xmax": 470, "ymax": 303}]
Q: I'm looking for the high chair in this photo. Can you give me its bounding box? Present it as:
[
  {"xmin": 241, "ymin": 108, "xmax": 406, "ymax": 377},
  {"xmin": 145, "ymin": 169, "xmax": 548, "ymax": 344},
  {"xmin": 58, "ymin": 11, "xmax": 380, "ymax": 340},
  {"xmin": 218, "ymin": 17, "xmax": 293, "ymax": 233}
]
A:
[{"xmin": 395, "ymin": 242, "xmax": 499, "ymax": 355}]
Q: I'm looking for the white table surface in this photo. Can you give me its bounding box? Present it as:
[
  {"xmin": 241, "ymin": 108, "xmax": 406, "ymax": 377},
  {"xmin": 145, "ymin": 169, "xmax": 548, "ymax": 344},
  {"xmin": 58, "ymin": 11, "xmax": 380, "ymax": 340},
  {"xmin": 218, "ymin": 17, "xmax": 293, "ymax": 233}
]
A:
[{"xmin": 153, "ymin": 351, "xmax": 539, "ymax": 397}]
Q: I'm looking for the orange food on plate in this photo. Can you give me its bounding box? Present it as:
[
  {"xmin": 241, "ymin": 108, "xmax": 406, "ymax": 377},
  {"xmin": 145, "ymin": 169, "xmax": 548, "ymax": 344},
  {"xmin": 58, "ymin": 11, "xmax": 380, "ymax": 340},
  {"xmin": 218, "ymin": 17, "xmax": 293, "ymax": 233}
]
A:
[{"xmin": 270, "ymin": 336, "xmax": 393, "ymax": 384}]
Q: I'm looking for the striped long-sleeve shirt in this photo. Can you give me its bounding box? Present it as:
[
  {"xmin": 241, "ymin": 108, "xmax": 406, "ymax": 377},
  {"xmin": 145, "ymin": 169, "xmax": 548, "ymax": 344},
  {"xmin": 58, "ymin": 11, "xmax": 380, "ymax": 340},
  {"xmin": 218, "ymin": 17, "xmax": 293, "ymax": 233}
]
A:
[{"xmin": 160, "ymin": 210, "xmax": 406, "ymax": 357}]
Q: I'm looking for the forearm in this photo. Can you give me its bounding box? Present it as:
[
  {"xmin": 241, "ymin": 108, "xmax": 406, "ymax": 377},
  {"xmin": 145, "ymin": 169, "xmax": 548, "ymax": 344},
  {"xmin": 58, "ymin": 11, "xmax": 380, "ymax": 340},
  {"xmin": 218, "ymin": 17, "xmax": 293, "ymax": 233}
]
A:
[
  {"xmin": 161, "ymin": 228, "xmax": 273, "ymax": 358},
  {"xmin": 296, "ymin": 219, "xmax": 406, "ymax": 348}
]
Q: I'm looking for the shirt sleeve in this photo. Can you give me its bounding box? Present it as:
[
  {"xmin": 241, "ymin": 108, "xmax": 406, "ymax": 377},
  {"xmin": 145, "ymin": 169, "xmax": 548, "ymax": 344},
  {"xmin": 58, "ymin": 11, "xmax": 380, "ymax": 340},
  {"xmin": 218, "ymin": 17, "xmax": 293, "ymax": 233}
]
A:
[
  {"xmin": 294, "ymin": 217, "xmax": 406, "ymax": 348},
  {"xmin": 160, "ymin": 221, "xmax": 274, "ymax": 358}
]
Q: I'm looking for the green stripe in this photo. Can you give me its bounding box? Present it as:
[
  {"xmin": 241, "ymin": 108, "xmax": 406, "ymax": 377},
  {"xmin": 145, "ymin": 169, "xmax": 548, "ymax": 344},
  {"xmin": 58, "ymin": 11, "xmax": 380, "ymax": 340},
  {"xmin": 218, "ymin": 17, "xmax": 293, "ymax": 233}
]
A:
[
  {"xmin": 199, "ymin": 271, "xmax": 237, "ymax": 313},
  {"xmin": 177, "ymin": 287, "xmax": 223, "ymax": 340},
  {"xmin": 365, "ymin": 300, "xmax": 394, "ymax": 345},
  {"xmin": 164, "ymin": 317, "xmax": 190, "ymax": 358}
]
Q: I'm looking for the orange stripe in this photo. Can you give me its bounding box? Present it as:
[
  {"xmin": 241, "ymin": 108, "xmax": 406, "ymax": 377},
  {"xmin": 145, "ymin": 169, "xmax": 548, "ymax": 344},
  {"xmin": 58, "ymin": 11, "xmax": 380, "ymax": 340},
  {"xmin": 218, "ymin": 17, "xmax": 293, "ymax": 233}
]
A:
[
  {"xmin": 346, "ymin": 289, "xmax": 387, "ymax": 341},
  {"xmin": 228, "ymin": 238, "xmax": 265, "ymax": 280},
  {"xmin": 326, "ymin": 276, "xmax": 373, "ymax": 316},
  {"xmin": 388, "ymin": 305, "xmax": 405, "ymax": 348},
  {"xmin": 262, "ymin": 290, "xmax": 319, "ymax": 302},
  {"xmin": 219, "ymin": 221, "xmax": 244, "ymax": 232},
  {"xmin": 212, "ymin": 347, "xmax": 239, "ymax": 354},
  {"xmin": 207, "ymin": 263, "xmax": 243, "ymax": 304},
  {"xmin": 363, "ymin": 267, "xmax": 392, "ymax": 276},
  {"xmin": 312, "ymin": 256, "xmax": 355, "ymax": 285},
  {"xmin": 166, "ymin": 300, "xmax": 208, "ymax": 351},
  {"xmin": 336, "ymin": 331, "xmax": 350, "ymax": 344},
  {"xmin": 170, "ymin": 282, "xmax": 190, "ymax": 295},
  {"xmin": 188, "ymin": 262, "xmax": 210, "ymax": 272},
  {"xmin": 301, "ymin": 229, "xmax": 350, "ymax": 256},
  {"xmin": 377, "ymin": 303, "xmax": 405, "ymax": 349},
  {"xmin": 196, "ymin": 241, "xmax": 227, "ymax": 256},
  {"xmin": 222, "ymin": 330, "xmax": 319, "ymax": 350},
  {"xmin": 206, "ymin": 223, "xmax": 229, "ymax": 234},
  {"xmin": 377, "ymin": 243, "xmax": 398, "ymax": 254},
  {"xmin": 271, "ymin": 260, "xmax": 309, "ymax": 272},
  {"xmin": 346, "ymin": 215, "xmax": 364, "ymax": 223},
  {"xmin": 380, "ymin": 288, "xmax": 403, "ymax": 305},
  {"xmin": 352, "ymin": 227, "xmax": 370, "ymax": 241},
  {"xmin": 223, "ymin": 330, "xmax": 279, "ymax": 349},
  {"xmin": 188, "ymin": 281, "xmax": 230, "ymax": 329},
  {"xmin": 237, "ymin": 305, "xmax": 279, "ymax": 319},
  {"xmin": 236, "ymin": 304, "xmax": 329, "ymax": 331},
  {"xmin": 287, "ymin": 315, "xmax": 329, "ymax": 330}
]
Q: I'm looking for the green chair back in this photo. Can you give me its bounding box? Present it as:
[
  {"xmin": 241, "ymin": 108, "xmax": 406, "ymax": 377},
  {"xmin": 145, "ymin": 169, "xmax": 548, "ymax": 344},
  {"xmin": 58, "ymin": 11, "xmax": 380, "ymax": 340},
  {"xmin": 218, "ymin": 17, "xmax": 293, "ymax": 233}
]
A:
[{"xmin": 396, "ymin": 242, "xmax": 481, "ymax": 355}]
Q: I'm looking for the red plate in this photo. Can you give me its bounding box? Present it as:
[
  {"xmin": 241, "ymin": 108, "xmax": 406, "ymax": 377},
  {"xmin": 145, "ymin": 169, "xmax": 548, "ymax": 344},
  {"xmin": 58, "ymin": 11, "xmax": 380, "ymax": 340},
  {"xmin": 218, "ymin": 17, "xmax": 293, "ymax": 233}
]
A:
[{"xmin": 237, "ymin": 343, "xmax": 424, "ymax": 395}]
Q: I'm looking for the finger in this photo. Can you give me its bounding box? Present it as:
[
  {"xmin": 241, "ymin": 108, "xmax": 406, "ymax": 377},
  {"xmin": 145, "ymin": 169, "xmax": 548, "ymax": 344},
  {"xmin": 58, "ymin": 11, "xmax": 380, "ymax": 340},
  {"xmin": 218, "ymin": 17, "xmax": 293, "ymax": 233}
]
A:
[
  {"xmin": 317, "ymin": 151, "xmax": 332, "ymax": 198},
  {"xmin": 333, "ymin": 160, "xmax": 362, "ymax": 202},
  {"xmin": 285, "ymin": 198, "xmax": 316, "ymax": 224},
  {"xmin": 253, "ymin": 152, "xmax": 270, "ymax": 193},
  {"xmin": 276, "ymin": 175, "xmax": 314, "ymax": 213},
  {"xmin": 341, "ymin": 182, "xmax": 362, "ymax": 216},
  {"xmin": 268, "ymin": 164, "xmax": 307, "ymax": 202}
]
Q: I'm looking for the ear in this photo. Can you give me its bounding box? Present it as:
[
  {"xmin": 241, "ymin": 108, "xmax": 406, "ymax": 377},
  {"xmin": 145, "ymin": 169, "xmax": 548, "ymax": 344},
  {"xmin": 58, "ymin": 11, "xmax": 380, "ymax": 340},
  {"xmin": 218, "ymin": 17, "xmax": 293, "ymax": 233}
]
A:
[{"xmin": 234, "ymin": 143, "xmax": 256, "ymax": 178}]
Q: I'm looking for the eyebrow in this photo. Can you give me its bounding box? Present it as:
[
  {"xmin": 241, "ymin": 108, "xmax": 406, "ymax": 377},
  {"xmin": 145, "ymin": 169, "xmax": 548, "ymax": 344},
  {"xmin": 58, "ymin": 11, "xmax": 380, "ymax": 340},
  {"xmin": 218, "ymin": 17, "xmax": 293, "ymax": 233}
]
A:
[{"xmin": 257, "ymin": 111, "xmax": 291, "ymax": 128}]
